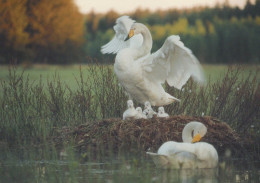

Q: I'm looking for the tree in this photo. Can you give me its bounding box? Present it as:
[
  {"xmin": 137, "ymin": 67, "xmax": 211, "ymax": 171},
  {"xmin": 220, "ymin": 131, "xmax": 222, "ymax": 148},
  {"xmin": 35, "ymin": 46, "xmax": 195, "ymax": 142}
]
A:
[
  {"xmin": 26, "ymin": 0, "xmax": 85, "ymax": 63},
  {"xmin": 0, "ymin": 0, "xmax": 29, "ymax": 62},
  {"xmin": 0, "ymin": 0, "xmax": 85, "ymax": 63}
]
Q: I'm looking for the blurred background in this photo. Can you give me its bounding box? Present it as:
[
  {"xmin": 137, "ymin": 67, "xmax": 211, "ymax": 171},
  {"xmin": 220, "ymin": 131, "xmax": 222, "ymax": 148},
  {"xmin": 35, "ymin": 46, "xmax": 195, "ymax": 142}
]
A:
[{"xmin": 0, "ymin": 0, "xmax": 259, "ymax": 65}]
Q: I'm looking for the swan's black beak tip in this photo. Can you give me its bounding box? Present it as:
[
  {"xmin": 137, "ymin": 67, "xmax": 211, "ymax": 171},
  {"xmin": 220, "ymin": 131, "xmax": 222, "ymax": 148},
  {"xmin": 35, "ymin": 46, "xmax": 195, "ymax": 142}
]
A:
[
  {"xmin": 124, "ymin": 35, "xmax": 130, "ymax": 41},
  {"xmin": 124, "ymin": 29, "xmax": 134, "ymax": 41}
]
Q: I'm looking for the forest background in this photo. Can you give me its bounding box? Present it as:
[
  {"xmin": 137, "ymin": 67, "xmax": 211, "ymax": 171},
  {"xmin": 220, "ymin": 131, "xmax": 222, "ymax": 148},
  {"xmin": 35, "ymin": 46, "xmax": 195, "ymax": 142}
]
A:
[{"xmin": 0, "ymin": 0, "xmax": 260, "ymax": 65}]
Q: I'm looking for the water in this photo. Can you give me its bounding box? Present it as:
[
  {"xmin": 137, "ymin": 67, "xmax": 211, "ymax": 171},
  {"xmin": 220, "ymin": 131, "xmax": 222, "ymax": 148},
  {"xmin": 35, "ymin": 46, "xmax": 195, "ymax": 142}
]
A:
[{"xmin": 0, "ymin": 150, "xmax": 259, "ymax": 183}]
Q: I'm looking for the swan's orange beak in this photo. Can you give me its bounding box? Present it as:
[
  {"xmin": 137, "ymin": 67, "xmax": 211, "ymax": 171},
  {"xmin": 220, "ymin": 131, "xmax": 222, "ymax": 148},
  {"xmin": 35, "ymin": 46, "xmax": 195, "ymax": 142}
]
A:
[
  {"xmin": 129, "ymin": 29, "xmax": 134, "ymax": 38},
  {"xmin": 192, "ymin": 134, "xmax": 202, "ymax": 143},
  {"xmin": 125, "ymin": 29, "xmax": 134, "ymax": 41}
]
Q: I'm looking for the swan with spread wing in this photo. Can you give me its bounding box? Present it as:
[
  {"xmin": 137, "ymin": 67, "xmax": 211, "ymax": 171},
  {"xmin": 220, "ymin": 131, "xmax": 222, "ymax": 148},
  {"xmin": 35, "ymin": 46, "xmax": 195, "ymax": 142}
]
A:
[{"xmin": 101, "ymin": 16, "xmax": 205, "ymax": 106}]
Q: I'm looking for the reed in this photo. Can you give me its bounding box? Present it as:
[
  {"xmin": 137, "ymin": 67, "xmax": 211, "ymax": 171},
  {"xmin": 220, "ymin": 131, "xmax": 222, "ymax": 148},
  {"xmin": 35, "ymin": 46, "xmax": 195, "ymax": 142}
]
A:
[{"xmin": 0, "ymin": 64, "xmax": 259, "ymax": 148}]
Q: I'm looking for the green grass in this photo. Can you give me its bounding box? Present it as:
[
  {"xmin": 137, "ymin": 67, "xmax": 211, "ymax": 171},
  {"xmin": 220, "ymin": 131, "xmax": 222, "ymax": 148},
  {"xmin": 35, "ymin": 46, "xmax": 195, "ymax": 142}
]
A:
[
  {"xmin": 0, "ymin": 64, "xmax": 259, "ymax": 91},
  {"xmin": 0, "ymin": 63, "xmax": 259, "ymax": 145}
]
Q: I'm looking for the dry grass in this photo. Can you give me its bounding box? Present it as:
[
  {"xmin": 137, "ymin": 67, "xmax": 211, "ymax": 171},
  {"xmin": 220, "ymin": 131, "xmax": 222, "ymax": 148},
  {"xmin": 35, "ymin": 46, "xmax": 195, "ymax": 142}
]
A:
[{"xmin": 53, "ymin": 115, "xmax": 254, "ymax": 158}]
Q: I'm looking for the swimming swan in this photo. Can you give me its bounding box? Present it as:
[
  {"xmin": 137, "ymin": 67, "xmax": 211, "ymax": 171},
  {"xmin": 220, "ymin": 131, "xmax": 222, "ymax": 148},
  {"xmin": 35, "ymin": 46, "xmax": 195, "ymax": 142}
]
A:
[
  {"xmin": 146, "ymin": 121, "xmax": 218, "ymax": 169},
  {"xmin": 101, "ymin": 16, "xmax": 205, "ymax": 106}
]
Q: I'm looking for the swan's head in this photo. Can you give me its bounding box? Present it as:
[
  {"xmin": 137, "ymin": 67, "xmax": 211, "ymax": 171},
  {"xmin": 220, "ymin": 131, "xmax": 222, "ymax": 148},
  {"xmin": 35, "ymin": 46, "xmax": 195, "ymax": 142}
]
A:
[
  {"xmin": 125, "ymin": 23, "xmax": 147, "ymax": 41},
  {"xmin": 192, "ymin": 122, "xmax": 207, "ymax": 143},
  {"xmin": 158, "ymin": 107, "xmax": 165, "ymax": 114},
  {"xmin": 136, "ymin": 107, "xmax": 142, "ymax": 113},
  {"xmin": 127, "ymin": 100, "xmax": 134, "ymax": 108},
  {"xmin": 144, "ymin": 101, "xmax": 151, "ymax": 109},
  {"xmin": 182, "ymin": 121, "xmax": 207, "ymax": 143}
]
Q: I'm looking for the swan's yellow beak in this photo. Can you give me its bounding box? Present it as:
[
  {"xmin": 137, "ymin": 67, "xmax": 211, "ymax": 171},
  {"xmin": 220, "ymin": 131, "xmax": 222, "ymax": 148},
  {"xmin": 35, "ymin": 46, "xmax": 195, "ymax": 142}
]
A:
[
  {"xmin": 192, "ymin": 134, "xmax": 202, "ymax": 143},
  {"xmin": 129, "ymin": 29, "xmax": 134, "ymax": 38},
  {"xmin": 125, "ymin": 29, "xmax": 134, "ymax": 41}
]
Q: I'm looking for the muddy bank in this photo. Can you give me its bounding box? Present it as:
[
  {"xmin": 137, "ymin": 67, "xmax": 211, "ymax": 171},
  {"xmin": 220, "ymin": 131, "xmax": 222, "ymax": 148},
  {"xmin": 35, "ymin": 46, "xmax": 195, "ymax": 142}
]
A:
[{"xmin": 53, "ymin": 116, "xmax": 255, "ymax": 157}]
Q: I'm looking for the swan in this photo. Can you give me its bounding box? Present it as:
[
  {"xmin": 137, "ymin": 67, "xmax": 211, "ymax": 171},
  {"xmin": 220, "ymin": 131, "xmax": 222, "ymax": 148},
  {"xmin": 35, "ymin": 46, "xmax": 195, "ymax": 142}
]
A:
[
  {"xmin": 145, "ymin": 108, "xmax": 157, "ymax": 119},
  {"xmin": 101, "ymin": 16, "xmax": 205, "ymax": 106},
  {"xmin": 143, "ymin": 101, "xmax": 157, "ymax": 115},
  {"xmin": 157, "ymin": 106, "xmax": 169, "ymax": 118},
  {"xmin": 123, "ymin": 100, "xmax": 138, "ymax": 120},
  {"xmin": 146, "ymin": 121, "xmax": 218, "ymax": 169},
  {"xmin": 136, "ymin": 107, "xmax": 147, "ymax": 119}
]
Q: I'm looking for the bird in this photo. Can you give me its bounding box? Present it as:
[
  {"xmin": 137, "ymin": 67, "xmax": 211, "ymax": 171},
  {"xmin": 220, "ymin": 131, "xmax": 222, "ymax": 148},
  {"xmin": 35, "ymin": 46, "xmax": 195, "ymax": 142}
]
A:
[
  {"xmin": 123, "ymin": 100, "xmax": 138, "ymax": 120},
  {"xmin": 101, "ymin": 16, "xmax": 205, "ymax": 106},
  {"xmin": 143, "ymin": 101, "xmax": 156, "ymax": 114},
  {"xmin": 146, "ymin": 121, "xmax": 218, "ymax": 169},
  {"xmin": 136, "ymin": 107, "xmax": 147, "ymax": 119},
  {"xmin": 157, "ymin": 106, "xmax": 169, "ymax": 118},
  {"xmin": 146, "ymin": 108, "xmax": 157, "ymax": 119},
  {"xmin": 143, "ymin": 101, "xmax": 157, "ymax": 119}
]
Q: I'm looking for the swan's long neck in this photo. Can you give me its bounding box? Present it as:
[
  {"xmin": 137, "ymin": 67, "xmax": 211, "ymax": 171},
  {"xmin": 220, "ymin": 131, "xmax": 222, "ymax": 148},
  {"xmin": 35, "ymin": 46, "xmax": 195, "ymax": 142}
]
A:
[
  {"xmin": 182, "ymin": 122, "xmax": 203, "ymax": 143},
  {"xmin": 133, "ymin": 23, "xmax": 152, "ymax": 59},
  {"xmin": 182, "ymin": 125, "xmax": 193, "ymax": 143}
]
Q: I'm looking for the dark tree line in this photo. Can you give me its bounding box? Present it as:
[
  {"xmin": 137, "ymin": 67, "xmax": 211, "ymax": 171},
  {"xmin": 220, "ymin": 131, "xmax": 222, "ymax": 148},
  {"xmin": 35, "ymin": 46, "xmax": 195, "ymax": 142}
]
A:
[
  {"xmin": 0, "ymin": 0, "xmax": 260, "ymax": 64},
  {"xmin": 85, "ymin": 0, "xmax": 260, "ymax": 64}
]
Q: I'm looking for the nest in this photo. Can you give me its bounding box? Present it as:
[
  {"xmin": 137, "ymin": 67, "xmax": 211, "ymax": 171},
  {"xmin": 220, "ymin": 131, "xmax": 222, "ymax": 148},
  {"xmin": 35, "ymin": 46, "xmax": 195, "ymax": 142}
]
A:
[{"xmin": 53, "ymin": 115, "xmax": 252, "ymax": 157}]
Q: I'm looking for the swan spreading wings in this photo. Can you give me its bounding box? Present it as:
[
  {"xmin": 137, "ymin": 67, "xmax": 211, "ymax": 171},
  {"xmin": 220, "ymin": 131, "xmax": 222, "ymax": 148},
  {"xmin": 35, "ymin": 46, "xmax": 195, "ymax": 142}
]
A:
[{"xmin": 101, "ymin": 16, "xmax": 205, "ymax": 106}]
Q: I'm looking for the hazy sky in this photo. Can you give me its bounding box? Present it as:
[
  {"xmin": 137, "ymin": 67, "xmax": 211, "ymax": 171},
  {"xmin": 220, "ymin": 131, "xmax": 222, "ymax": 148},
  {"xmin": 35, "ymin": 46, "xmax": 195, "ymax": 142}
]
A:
[{"xmin": 74, "ymin": 0, "xmax": 253, "ymax": 14}]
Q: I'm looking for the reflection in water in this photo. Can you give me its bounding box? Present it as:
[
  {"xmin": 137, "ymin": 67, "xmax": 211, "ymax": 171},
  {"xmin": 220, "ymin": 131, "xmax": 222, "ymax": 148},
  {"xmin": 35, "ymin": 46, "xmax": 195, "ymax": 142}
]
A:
[
  {"xmin": 0, "ymin": 154, "xmax": 259, "ymax": 183},
  {"xmin": 153, "ymin": 168, "xmax": 218, "ymax": 183}
]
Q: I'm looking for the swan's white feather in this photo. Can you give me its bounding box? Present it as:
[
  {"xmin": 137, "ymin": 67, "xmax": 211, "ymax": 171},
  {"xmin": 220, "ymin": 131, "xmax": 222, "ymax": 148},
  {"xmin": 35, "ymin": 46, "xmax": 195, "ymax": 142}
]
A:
[
  {"xmin": 147, "ymin": 122, "xmax": 218, "ymax": 169},
  {"xmin": 143, "ymin": 35, "xmax": 205, "ymax": 90},
  {"xmin": 101, "ymin": 16, "xmax": 143, "ymax": 54}
]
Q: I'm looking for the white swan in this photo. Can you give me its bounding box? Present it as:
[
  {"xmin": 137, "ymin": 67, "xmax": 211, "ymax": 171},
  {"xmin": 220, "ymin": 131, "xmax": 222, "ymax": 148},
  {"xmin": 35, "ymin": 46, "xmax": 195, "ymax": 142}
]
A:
[
  {"xmin": 143, "ymin": 101, "xmax": 156, "ymax": 115},
  {"xmin": 136, "ymin": 107, "xmax": 147, "ymax": 119},
  {"xmin": 101, "ymin": 16, "xmax": 205, "ymax": 106},
  {"xmin": 143, "ymin": 101, "xmax": 157, "ymax": 119},
  {"xmin": 123, "ymin": 100, "xmax": 138, "ymax": 120},
  {"xmin": 146, "ymin": 121, "xmax": 218, "ymax": 169},
  {"xmin": 157, "ymin": 106, "xmax": 169, "ymax": 118}
]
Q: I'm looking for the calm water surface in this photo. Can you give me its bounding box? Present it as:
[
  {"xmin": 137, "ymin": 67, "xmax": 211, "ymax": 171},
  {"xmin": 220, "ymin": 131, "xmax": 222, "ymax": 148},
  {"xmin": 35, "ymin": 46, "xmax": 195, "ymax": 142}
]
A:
[{"xmin": 1, "ymin": 150, "xmax": 259, "ymax": 183}]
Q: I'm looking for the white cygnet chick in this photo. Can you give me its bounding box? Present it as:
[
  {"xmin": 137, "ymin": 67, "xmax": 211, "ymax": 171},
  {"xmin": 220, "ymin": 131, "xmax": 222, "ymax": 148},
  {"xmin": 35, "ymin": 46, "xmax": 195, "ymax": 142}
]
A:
[
  {"xmin": 146, "ymin": 108, "xmax": 157, "ymax": 119},
  {"xmin": 136, "ymin": 107, "xmax": 147, "ymax": 119},
  {"xmin": 143, "ymin": 101, "xmax": 157, "ymax": 116},
  {"xmin": 157, "ymin": 106, "xmax": 169, "ymax": 118},
  {"xmin": 123, "ymin": 100, "xmax": 138, "ymax": 120}
]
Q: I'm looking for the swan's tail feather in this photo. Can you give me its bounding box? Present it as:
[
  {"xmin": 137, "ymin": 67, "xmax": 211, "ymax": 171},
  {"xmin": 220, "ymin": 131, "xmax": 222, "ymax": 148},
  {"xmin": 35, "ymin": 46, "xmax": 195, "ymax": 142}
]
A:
[
  {"xmin": 146, "ymin": 152, "xmax": 169, "ymax": 168},
  {"xmin": 166, "ymin": 93, "xmax": 181, "ymax": 103},
  {"xmin": 170, "ymin": 96, "xmax": 181, "ymax": 103}
]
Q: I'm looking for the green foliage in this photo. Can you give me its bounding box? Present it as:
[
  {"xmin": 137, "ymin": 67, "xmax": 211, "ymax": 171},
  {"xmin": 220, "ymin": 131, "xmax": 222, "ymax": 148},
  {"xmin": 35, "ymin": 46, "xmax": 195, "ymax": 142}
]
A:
[
  {"xmin": 0, "ymin": 64, "xmax": 259, "ymax": 146},
  {"xmin": 85, "ymin": 2, "xmax": 260, "ymax": 64},
  {"xmin": 1, "ymin": 1, "xmax": 260, "ymax": 64}
]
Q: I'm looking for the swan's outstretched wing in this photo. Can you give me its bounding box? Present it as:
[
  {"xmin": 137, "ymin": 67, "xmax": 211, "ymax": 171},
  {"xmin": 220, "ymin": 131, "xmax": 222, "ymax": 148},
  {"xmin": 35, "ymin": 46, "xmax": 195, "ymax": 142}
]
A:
[
  {"xmin": 142, "ymin": 35, "xmax": 205, "ymax": 90},
  {"xmin": 101, "ymin": 16, "xmax": 143, "ymax": 54}
]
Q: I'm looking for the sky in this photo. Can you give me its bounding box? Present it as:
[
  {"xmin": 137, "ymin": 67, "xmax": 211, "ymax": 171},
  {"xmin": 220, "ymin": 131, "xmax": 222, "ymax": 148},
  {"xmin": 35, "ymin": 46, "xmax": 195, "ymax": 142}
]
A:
[{"xmin": 74, "ymin": 0, "xmax": 254, "ymax": 14}]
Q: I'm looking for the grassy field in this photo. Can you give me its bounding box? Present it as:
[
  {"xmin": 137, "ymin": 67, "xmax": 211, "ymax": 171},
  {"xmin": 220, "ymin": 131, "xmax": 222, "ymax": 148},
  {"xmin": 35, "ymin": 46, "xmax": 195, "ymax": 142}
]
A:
[{"xmin": 0, "ymin": 64, "xmax": 259, "ymax": 90}]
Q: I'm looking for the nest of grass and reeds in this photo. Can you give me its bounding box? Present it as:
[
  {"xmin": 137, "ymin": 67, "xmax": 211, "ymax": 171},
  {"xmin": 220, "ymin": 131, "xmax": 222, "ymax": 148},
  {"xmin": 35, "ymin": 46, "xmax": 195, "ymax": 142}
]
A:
[{"xmin": 52, "ymin": 115, "xmax": 256, "ymax": 159}]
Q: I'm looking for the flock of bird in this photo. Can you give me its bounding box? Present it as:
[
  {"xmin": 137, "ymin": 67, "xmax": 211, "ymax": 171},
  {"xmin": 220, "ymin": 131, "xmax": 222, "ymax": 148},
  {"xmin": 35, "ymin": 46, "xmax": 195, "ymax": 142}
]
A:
[
  {"xmin": 122, "ymin": 100, "xmax": 169, "ymax": 120},
  {"xmin": 101, "ymin": 16, "xmax": 219, "ymax": 169}
]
